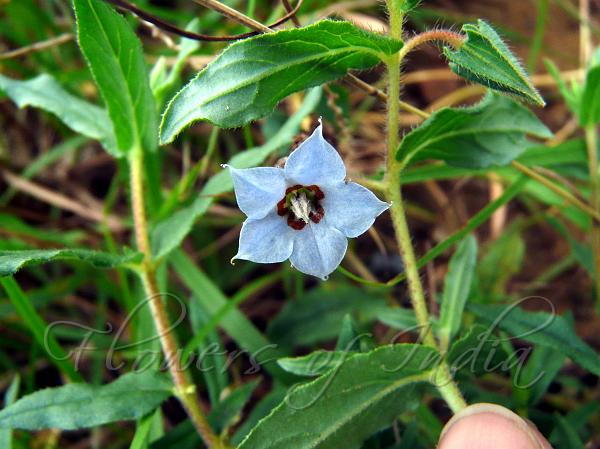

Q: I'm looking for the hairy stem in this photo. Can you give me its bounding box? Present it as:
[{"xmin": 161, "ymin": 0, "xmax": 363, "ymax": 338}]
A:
[
  {"xmin": 384, "ymin": 1, "xmax": 466, "ymax": 412},
  {"xmin": 398, "ymin": 29, "xmax": 465, "ymax": 61},
  {"xmin": 129, "ymin": 148, "xmax": 222, "ymax": 448},
  {"xmin": 434, "ymin": 364, "xmax": 467, "ymax": 412}
]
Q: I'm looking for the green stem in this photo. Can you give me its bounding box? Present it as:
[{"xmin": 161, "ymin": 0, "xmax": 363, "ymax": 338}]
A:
[
  {"xmin": 580, "ymin": 0, "xmax": 600, "ymax": 306},
  {"xmin": 435, "ymin": 364, "xmax": 467, "ymax": 413},
  {"xmin": 386, "ymin": 176, "xmax": 436, "ymax": 347},
  {"xmin": 585, "ymin": 126, "xmax": 600, "ymax": 302},
  {"xmin": 384, "ymin": 0, "xmax": 466, "ymax": 413},
  {"xmin": 128, "ymin": 148, "xmax": 223, "ymax": 448},
  {"xmin": 527, "ymin": 0, "xmax": 549, "ymax": 73},
  {"xmin": 384, "ymin": 0, "xmax": 435, "ymax": 346}
]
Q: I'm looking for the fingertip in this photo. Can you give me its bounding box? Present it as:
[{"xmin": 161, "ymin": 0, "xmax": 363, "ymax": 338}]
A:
[{"xmin": 438, "ymin": 403, "xmax": 552, "ymax": 449}]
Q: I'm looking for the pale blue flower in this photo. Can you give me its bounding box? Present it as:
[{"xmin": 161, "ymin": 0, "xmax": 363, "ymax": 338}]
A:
[{"xmin": 227, "ymin": 123, "xmax": 389, "ymax": 279}]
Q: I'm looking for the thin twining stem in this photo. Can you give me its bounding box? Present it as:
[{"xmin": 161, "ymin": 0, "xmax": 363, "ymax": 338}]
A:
[
  {"xmin": 0, "ymin": 33, "xmax": 73, "ymax": 59},
  {"xmin": 103, "ymin": 0, "xmax": 302, "ymax": 41},
  {"xmin": 187, "ymin": 0, "xmax": 427, "ymax": 117}
]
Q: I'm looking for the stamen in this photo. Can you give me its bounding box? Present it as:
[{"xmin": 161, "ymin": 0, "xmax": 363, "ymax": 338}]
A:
[
  {"xmin": 289, "ymin": 191, "xmax": 312, "ymax": 223},
  {"xmin": 276, "ymin": 184, "xmax": 325, "ymax": 230}
]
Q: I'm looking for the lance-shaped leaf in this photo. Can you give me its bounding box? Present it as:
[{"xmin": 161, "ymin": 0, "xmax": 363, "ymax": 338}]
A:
[
  {"xmin": 443, "ymin": 20, "xmax": 544, "ymax": 106},
  {"xmin": 396, "ymin": 94, "xmax": 552, "ymax": 169},
  {"xmin": 468, "ymin": 303, "xmax": 600, "ymax": 376},
  {"xmin": 0, "ymin": 74, "xmax": 118, "ymax": 156},
  {"xmin": 437, "ymin": 235, "xmax": 477, "ymax": 347},
  {"xmin": 238, "ymin": 344, "xmax": 437, "ymax": 449},
  {"xmin": 579, "ymin": 49, "xmax": 600, "ymax": 126},
  {"xmin": 0, "ymin": 376, "xmax": 20, "ymax": 449},
  {"xmin": 0, "ymin": 371, "xmax": 172, "ymax": 430},
  {"xmin": 277, "ymin": 350, "xmax": 350, "ymax": 377},
  {"xmin": 0, "ymin": 249, "xmax": 141, "ymax": 276},
  {"xmin": 73, "ymin": 0, "xmax": 157, "ymax": 154},
  {"xmin": 159, "ymin": 20, "xmax": 402, "ymax": 142}
]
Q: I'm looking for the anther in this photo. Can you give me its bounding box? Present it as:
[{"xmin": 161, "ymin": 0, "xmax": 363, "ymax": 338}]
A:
[{"xmin": 289, "ymin": 191, "xmax": 312, "ymax": 223}]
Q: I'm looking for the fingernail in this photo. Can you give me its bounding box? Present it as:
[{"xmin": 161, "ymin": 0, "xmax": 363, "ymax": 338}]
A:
[{"xmin": 438, "ymin": 403, "xmax": 550, "ymax": 449}]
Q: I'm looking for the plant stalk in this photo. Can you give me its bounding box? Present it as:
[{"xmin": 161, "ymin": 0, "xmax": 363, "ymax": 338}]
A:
[
  {"xmin": 128, "ymin": 148, "xmax": 222, "ymax": 448},
  {"xmin": 384, "ymin": 0, "xmax": 466, "ymax": 413}
]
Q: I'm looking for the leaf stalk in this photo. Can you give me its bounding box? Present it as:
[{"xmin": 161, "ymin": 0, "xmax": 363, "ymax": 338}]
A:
[{"xmin": 397, "ymin": 29, "xmax": 465, "ymax": 62}]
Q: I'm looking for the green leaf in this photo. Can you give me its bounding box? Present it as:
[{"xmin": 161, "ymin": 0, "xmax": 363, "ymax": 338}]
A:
[
  {"xmin": 477, "ymin": 227, "xmax": 524, "ymax": 298},
  {"xmin": 443, "ymin": 20, "xmax": 544, "ymax": 106},
  {"xmin": 267, "ymin": 286, "xmax": 387, "ymax": 347},
  {"xmin": 401, "ymin": 0, "xmax": 421, "ymax": 13},
  {"xmin": 396, "ymin": 93, "xmax": 552, "ymax": 168},
  {"xmin": 278, "ymin": 351, "xmax": 350, "ymax": 376},
  {"xmin": 548, "ymin": 217, "xmax": 595, "ymax": 276},
  {"xmin": 0, "ymin": 376, "xmax": 20, "ymax": 449},
  {"xmin": 188, "ymin": 299, "xmax": 229, "ymax": 405},
  {"xmin": 208, "ymin": 379, "xmax": 260, "ymax": 434},
  {"xmin": 151, "ymin": 87, "xmax": 321, "ymax": 259},
  {"xmin": 0, "ymin": 74, "xmax": 118, "ymax": 156},
  {"xmin": 513, "ymin": 344, "xmax": 565, "ymax": 406},
  {"xmin": 335, "ymin": 315, "xmax": 362, "ymax": 351},
  {"xmin": 169, "ymin": 250, "xmax": 288, "ymax": 380},
  {"xmin": 551, "ymin": 414, "xmax": 585, "ymax": 449},
  {"xmin": 0, "ymin": 278, "xmax": 83, "ymax": 382},
  {"xmin": 129, "ymin": 412, "xmax": 157, "ymax": 449},
  {"xmin": 238, "ymin": 344, "xmax": 436, "ymax": 449},
  {"xmin": 149, "ymin": 421, "xmax": 200, "ymax": 449},
  {"xmin": 376, "ymin": 308, "xmax": 418, "ymax": 330},
  {"xmin": 152, "ymin": 19, "xmax": 202, "ymax": 106},
  {"xmin": 0, "ymin": 371, "xmax": 172, "ymax": 430},
  {"xmin": 579, "ymin": 61, "xmax": 600, "ymax": 126},
  {"xmin": 446, "ymin": 324, "xmax": 508, "ymax": 376},
  {"xmin": 0, "ymin": 249, "xmax": 141, "ymax": 276},
  {"xmin": 232, "ymin": 386, "xmax": 287, "ymax": 445},
  {"xmin": 467, "ymin": 303, "xmax": 600, "ymax": 376},
  {"xmin": 0, "ymin": 212, "xmax": 83, "ymax": 246},
  {"xmin": 159, "ymin": 20, "xmax": 402, "ymax": 141},
  {"xmin": 151, "ymin": 196, "xmax": 212, "ymax": 261},
  {"xmin": 549, "ymin": 402, "xmax": 599, "ymax": 448},
  {"xmin": 438, "ymin": 235, "xmax": 477, "ymax": 347},
  {"xmin": 399, "ymin": 137, "xmax": 588, "ymax": 184},
  {"xmin": 151, "ymin": 380, "xmax": 261, "ymax": 449},
  {"xmin": 543, "ymin": 59, "xmax": 581, "ymax": 118},
  {"xmin": 0, "ymin": 137, "xmax": 90, "ymax": 206},
  {"xmin": 73, "ymin": 0, "xmax": 157, "ymax": 153}
]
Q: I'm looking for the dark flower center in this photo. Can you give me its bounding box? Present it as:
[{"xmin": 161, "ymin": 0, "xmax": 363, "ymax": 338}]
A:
[{"xmin": 276, "ymin": 185, "xmax": 325, "ymax": 230}]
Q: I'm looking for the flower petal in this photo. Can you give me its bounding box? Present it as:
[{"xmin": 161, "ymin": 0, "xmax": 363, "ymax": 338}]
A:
[
  {"xmin": 234, "ymin": 212, "xmax": 295, "ymax": 263},
  {"xmin": 227, "ymin": 166, "xmax": 286, "ymax": 219},
  {"xmin": 284, "ymin": 123, "xmax": 346, "ymax": 186},
  {"xmin": 322, "ymin": 181, "xmax": 390, "ymax": 238},
  {"xmin": 290, "ymin": 221, "xmax": 348, "ymax": 279}
]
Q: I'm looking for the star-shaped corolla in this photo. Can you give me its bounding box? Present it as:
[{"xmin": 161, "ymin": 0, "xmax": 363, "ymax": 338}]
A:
[{"xmin": 227, "ymin": 123, "xmax": 389, "ymax": 280}]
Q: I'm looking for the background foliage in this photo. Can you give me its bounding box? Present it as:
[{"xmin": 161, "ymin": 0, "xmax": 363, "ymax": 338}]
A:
[{"xmin": 0, "ymin": 0, "xmax": 599, "ymax": 448}]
